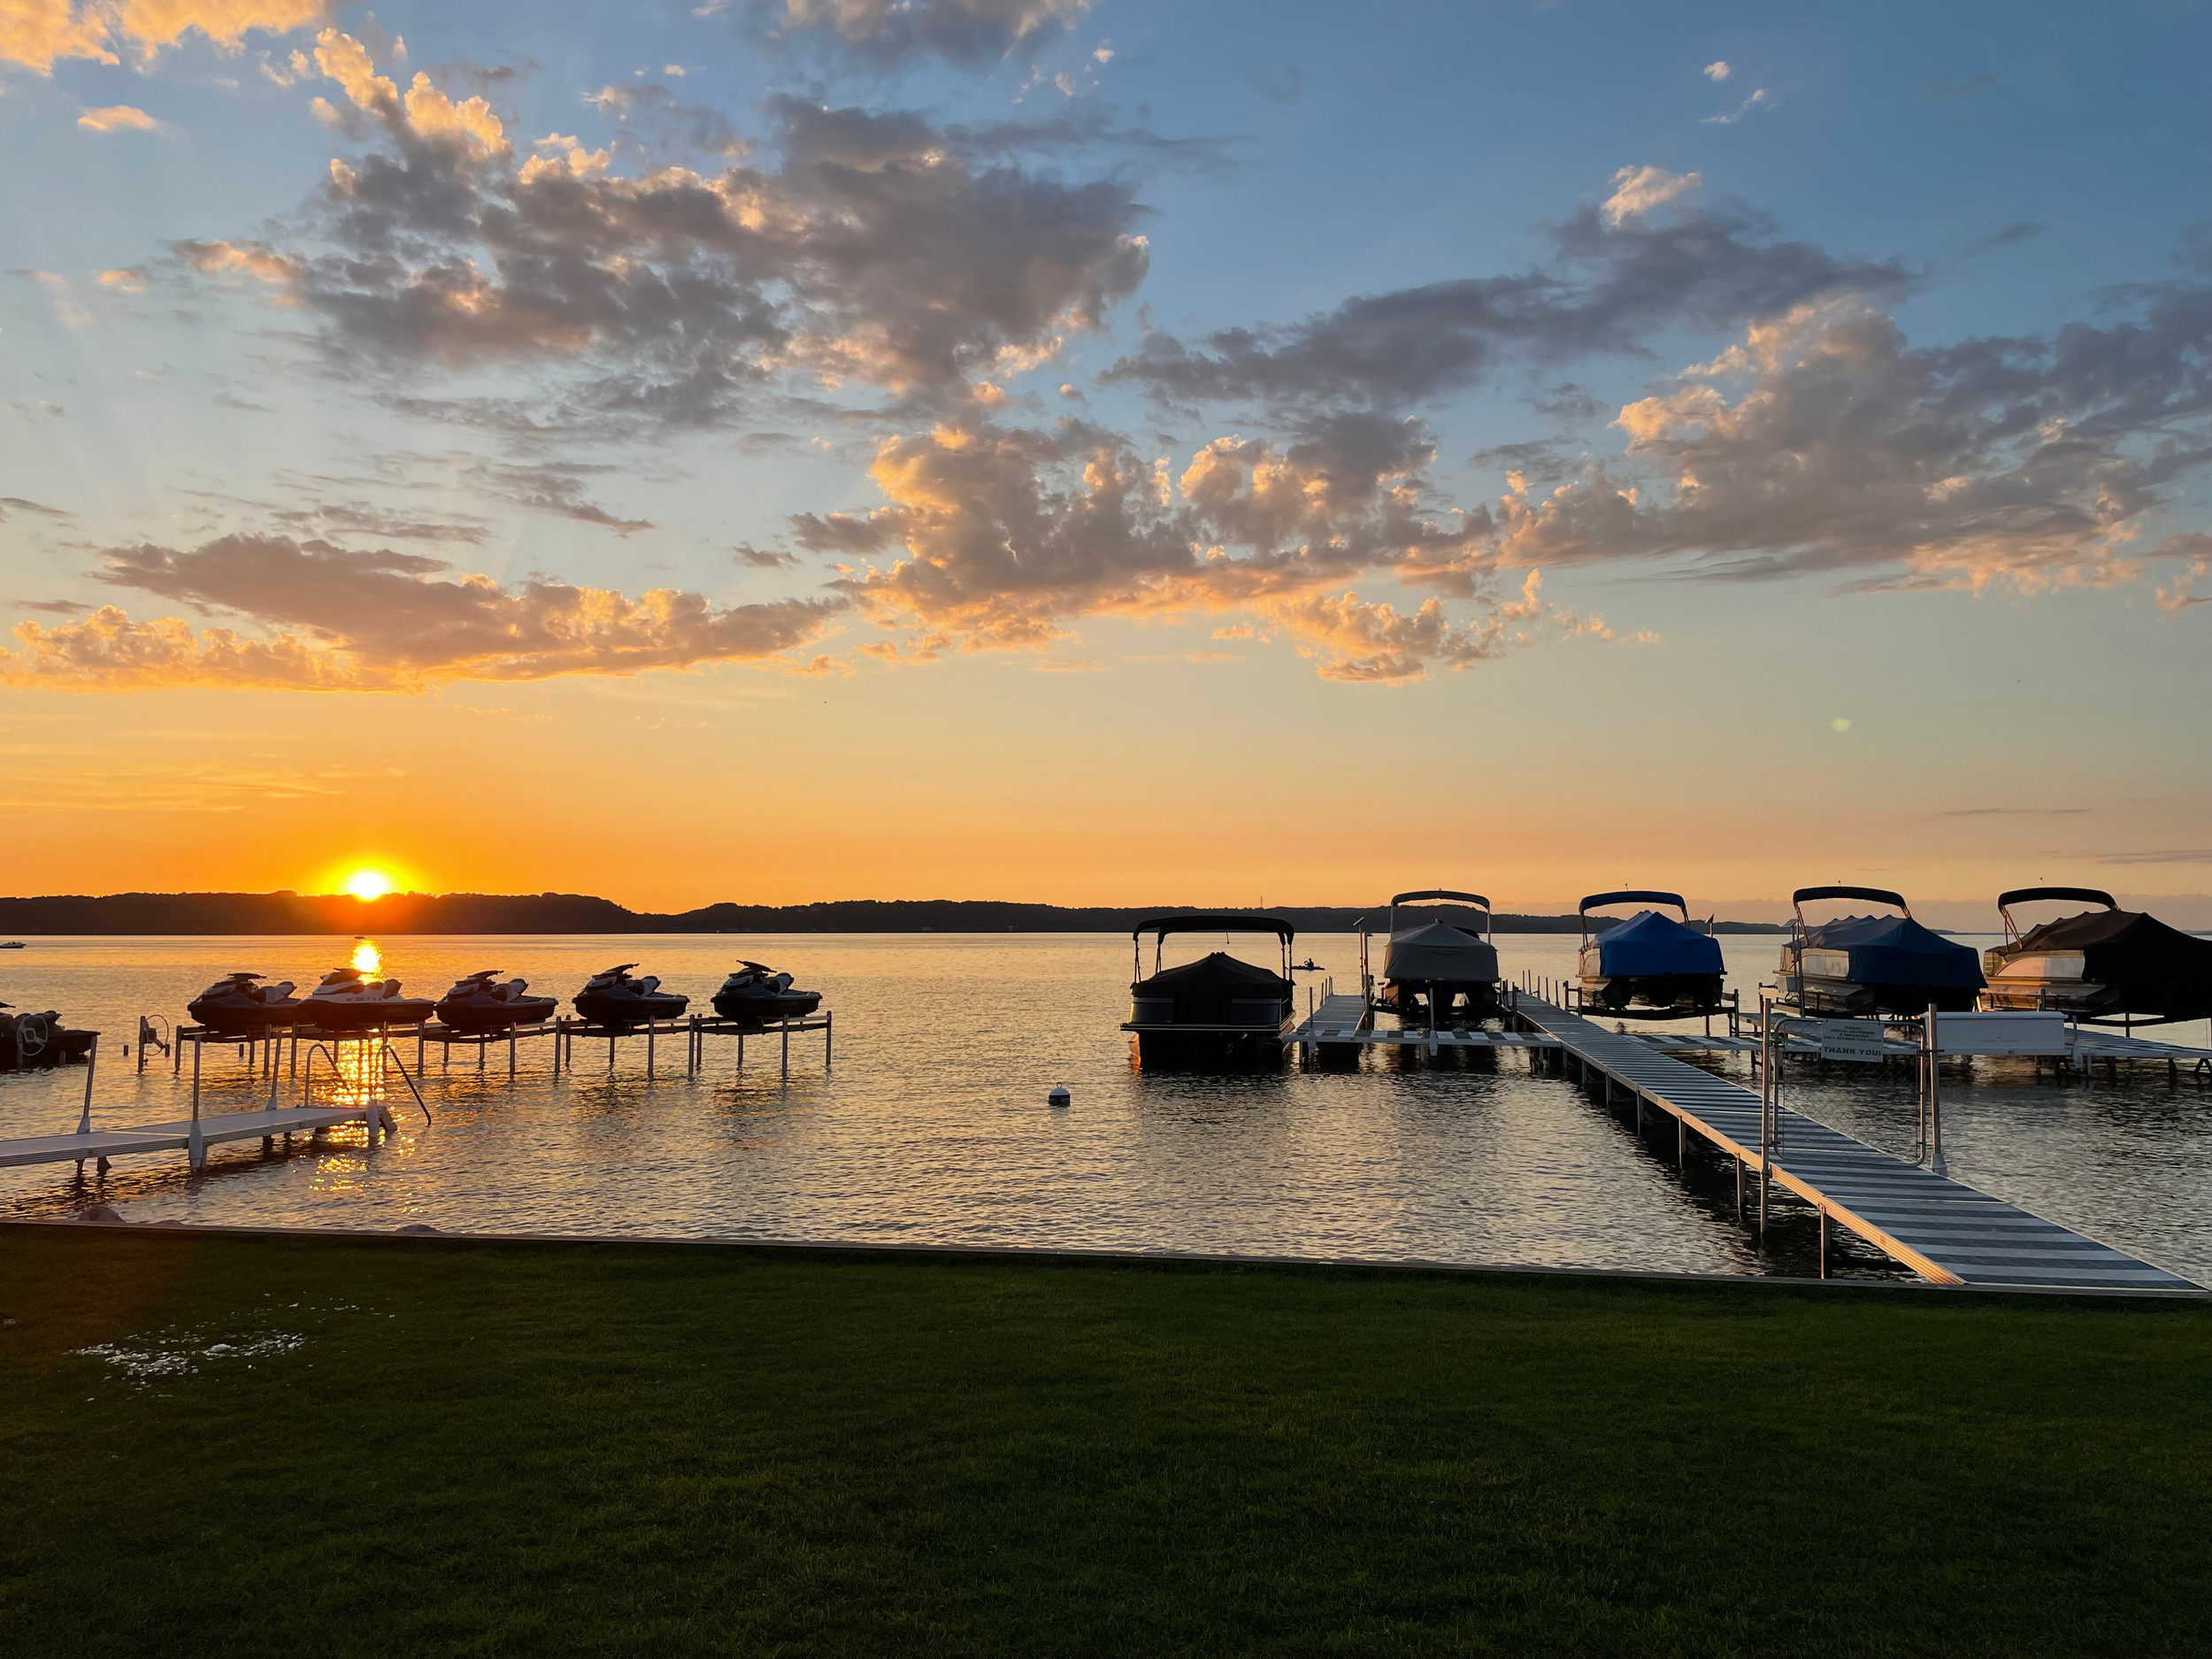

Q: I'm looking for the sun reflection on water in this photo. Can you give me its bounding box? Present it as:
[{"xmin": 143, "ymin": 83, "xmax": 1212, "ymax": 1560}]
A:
[{"xmin": 349, "ymin": 938, "xmax": 381, "ymax": 975}]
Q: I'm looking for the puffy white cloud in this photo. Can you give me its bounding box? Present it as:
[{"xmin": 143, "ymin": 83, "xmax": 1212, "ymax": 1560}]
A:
[
  {"xmin": 1, "ymin": 0, "xmax": 326, "ymax": 73},
  {"xmin": 0, "ymin": 534, "xmax": 841, "ymax": 690},
  {"xmin": 1703, "ymin": 60, "xmax": 1731, "ymax": 81}
]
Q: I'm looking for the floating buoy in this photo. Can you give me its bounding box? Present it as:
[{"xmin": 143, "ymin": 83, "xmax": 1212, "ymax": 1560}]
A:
[{"xmin": 1048, "ymin": 1085, "xmax": 1071, "ymax": 1108}]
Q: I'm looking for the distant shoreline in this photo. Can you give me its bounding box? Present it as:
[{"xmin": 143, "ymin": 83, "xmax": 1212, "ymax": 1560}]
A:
[{"xmin": 0, "ymin": 891, "xmax": 1793, "ymax": 936}]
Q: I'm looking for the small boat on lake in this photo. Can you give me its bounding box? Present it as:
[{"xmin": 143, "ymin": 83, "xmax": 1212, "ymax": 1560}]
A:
[
  {"xmin": 1779, "ymin": 887, "xmax": 1984, "ymax": 1017},
  {"xmin": 1376, "ymin": 890, "xmax": 1499, "ymax": 1020},
  {"xmin": 1577, "ymin": 890, "xmax": 1724, "ymax": 1017},
  {"xmin": 573, "ymin": 964, "xmax": 688, "ymax": 1028},
  {"xmin": 302, "ymin": 967, "xmax": 436, "ymax": 1031},
  {"xmin": 1982, "ymin": 887, "xmax": 2212, "ymax": 1026},
  {"xmin": 710, "ymin": 961, "xmax": 821, "ymax": 1025},
  {"xmin": 434, "ymin": 971, "xmax": 559, "ymax": 1033},
  {"xmin": 186, "ymin": 972, "xmax": 302, "ymax": 1036},
  {"xmin": 1124, "ymin": 916, "xmax": 1296, "ymax": 1066}
]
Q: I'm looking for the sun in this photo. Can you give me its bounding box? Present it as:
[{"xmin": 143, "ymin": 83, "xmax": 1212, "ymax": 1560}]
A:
[{"xmin": 345, "ymin": 869, "xmax": 395, "ymax": 902}]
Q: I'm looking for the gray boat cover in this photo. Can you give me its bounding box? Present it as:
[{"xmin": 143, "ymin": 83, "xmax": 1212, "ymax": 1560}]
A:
[{"xmin": 1383, "ymin": 922, "xmax": 1499, "ymax": 983}]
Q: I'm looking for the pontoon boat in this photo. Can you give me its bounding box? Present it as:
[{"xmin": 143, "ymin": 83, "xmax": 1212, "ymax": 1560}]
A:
[
  {"xmin": 1124, "ymin": 915, "xmax": 1295, "ymax": 1066},
  {"xmin": 1577, "ymin": 890, "xmax": 1724, "ymax": 1017},
  {"xmin": 1982, "ymin": 887, "xmax": 2212, "ymax": 1025},
  {"xmin": 1778, "ymin": 887, "xmax": 1983, "ymax": 1016},
  {"xmin": 1376, "ymin": 890, "xmax": 1499, "ymax": 1020}
]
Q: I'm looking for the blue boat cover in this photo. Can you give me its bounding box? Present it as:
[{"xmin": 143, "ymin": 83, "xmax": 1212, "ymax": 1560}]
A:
[
  {"xmin": 1596, "ymin": 910, "xmax": 1724, "ymax": 979},
  {"xmin": 1805, "ymin": 914, "xmax": 1985, "ymax": 989}
]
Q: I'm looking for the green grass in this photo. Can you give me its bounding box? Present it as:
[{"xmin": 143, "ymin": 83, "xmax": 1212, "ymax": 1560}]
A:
[{"xmin": 1, "ymin": 1227, "xmax": 2206, "ymax": 1657}]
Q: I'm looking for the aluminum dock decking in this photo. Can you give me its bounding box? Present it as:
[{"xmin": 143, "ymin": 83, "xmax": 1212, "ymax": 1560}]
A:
[
  {"xmin": 0, "ymin": 1103, "xmax": 397, "ymax": 1171},
  {"xmin": 1286, "ymin": 992, "xmax": 1561, "ymax": 1051},
  {"xmin": 1506, "ymin": 994, "xmax": 2200, "ymax": 1293}
]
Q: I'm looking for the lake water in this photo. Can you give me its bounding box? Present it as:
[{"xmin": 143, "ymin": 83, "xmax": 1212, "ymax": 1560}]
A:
[{"xmin": 3, "ymin": 933, "xmax": 2208, "ymax": 1285}]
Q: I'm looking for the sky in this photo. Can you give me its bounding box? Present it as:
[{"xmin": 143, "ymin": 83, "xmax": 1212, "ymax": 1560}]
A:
[{"xmin": 1, "ymin": 0, "xmax": 2208, "ymax": 923}]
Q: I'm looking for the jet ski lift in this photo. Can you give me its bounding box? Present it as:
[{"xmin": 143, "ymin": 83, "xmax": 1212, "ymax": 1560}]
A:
[
  {"xmin": 1983, "ymin": 887, "xmax": 2212, "ymax": 1028},
  {"xmin": 1779, "ymin": 887, "xmax": 1984, "ymax": 1017},
  {"xmin": 1576, "ymin": 891, "xmax": 1726, "ymax": 1018},
  {"xmin": 1370, "ymin": 890, "xmax": 1501, "ymax": 1021},
  {"xmin": 1124, "ymin": 915, "xmax": 1297, "ymax": 1066}
]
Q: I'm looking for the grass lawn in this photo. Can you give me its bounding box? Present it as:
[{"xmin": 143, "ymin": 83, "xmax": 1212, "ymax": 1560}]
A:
[{"xmin": 0, "ymin": 1225, "xmax": 2206, "ymax": 1657}]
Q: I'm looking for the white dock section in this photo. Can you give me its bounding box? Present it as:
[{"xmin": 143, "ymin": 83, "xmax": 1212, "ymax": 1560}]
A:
[
  {"xmin": 0, "ymin": 1103, "xmax": 395, "ymax": 1171},
  {"xmin": 1508, "ymin": 994, "xmax": 2200, "ymax": 1294},
  {"xmin": 1286, "ymin": 993, "xmax": 1561, "ymax": 1052}
]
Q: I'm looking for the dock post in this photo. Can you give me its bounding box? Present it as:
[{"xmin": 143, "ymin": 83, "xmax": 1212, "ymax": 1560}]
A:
[
  {"xmin": 510, "ymin": 1025, "xmax": 518, "ymax": 1080},
  {"xmin": 780, "ymin": 1019, "xmax": 790, "ymax": 1081},
  {"xmin": 1925, "ymin": 1004, "xmax": 1947, "ymax": 1177},
  {"xmin": 737, "ymin": 1032, "xmax": 745, "ymax": 1071},
  {"xmin": 1757, "ymin": 994, "xmax": 1772, "ymax": 1240},
  {"xmin": 609, "ymin": 1033, "xmax": 616, "ymax": 1071},
  {"xmin": 826, "ymin": 1011, "xmax": 833, "ymax": 1067},
  {"xmin": 647, "ymin": 1021, "xmax": 656, "ymax": 1079},
  {"xmin": 1735, "ymin": 1156, "xmax": 1743, "ymax": 1217},
  {"xmin": 1677, "ymin": 1116, "xmax": 1685, "ymax": 1166},
  {"xmin": 1818, "ymin": 1208, "xmax": 1829, "ymax": 1279},
  {"xmin": 77, "ymin": 1041, "xmax": 96, "ymax": 1134}
]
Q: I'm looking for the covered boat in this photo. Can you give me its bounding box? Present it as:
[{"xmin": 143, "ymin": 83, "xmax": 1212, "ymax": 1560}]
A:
[
  {"xmin": 186, "ymin": 972, "xmax": 301, "ymax": 1036},
  {"xmin": 301, "ymin": 967, "xmax": 436, "ymax": 1031},
  {"xmin": 434, "ymin": 970, "xmax": 558, "ymax": 1033},
  {"xmin": 1123, "ymin": 916, "xmax": 1295, "ymax": 1066},
  {"xmin": 0, "ymin": 1002, "xmax": 95, "ymax": 1071},
  {"xmin": 1577, "ymin": 891, "xmax": 1724, "ymax": 1017},
  {"xmin": 1377, "ymin": 890, "xmax": 1499, "ymax": 1019},
  {"xmin": 1983, "ymin": 887, "xmax": 2212, "ymax": 1025},
  {"xmin": 572, "ymin": 964, "xmax": 687, "ymax": 1028},
  {"xmin": 710, "ymin": 961, "xmax": 822, "ymax": 1026},
  {"xmin": 1778, "ymin": 887, "xmax": 1984, "ymax": 1016}
]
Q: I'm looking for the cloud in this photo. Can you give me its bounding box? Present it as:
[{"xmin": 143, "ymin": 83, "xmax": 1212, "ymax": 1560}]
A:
[
  {"xmin": 0, "ymin": 534, "xmax": 842, "ymax": 690},
  {"xmin": 1104, "ymin": 187, "xmax": 1910, "ymax": 413},
  {"xmin": 11, "ymin": 597, "xmax": 90, "ymax": 615},
  {"xmin": 1488, "ymin": 284, "xmax": 2212, "ymax": 591},
  {"xmin": 1703, "ymin": 60, "xmax": 1730, "ymax": 81},
  {"xmin": 179, "ymin": 48, "xmax": 1154, "ymax": 433},
  {"xmin": 1705, "ymin": 88, "xmax": 1773, "ymax": 125},
  {"xmin": 2155, "ymin": 532, "xmax": 2212, "ymax": 611},
  {"xmin": 1601, "ymin": 164, "xmax": 1700, "ymax": 227},
  {"xmin": 2097, "ymin": 849, "xmax": 2212, "ymax": 865},
  {"xmin": 748, "ymin": 0, "xmax": 1093, "ymax": 68},
  {"xmin": 0, "ymin": 495, "xmax": 68, "ymax": 520},
  {"xmin": 1, "ymin": 0, "xmax": 327, "ymax": 74},
  {"xmin": 1922, "ymin": 73, "xmax": 1997, "ymax": 103},
  {"xmin": 801, "ymin": 412, "xmax": 1604, "ymax": 680},
  {"xmin": 76, "ymin": 104, "xmax": 158, "ymax": 132}
]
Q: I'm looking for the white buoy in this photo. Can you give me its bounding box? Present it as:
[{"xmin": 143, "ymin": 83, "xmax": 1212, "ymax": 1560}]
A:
[{"xmin": 1048, "ymin": 1085, "xmax": 1071, "ymax": 1108}]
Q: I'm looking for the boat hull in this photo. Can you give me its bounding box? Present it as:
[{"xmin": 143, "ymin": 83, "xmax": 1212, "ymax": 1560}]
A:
[
  {"xmin": 572, "ymin": 990, "xmax": 688, "ymax": 1029},
  {"xmin": 434, "ymin": 995, "xmax": 559, "ymax": 1033},
  {"xmin": 1127, "ymin": 1025, "xmax": 1286, "ymax": 1070},
  {"xmin": 1787, "ymin": 974, "xmax": 1980, "ymax": 1018},
  {"xmin": 1377, "ymin": 979, "xmax": 1501, "ymax": 1020},
  {"xmin": 301, "ymin": 998, "xmax": 436, "ymax": 1031},
  {"xmin": 709, "ymin": 989, "xmax": 821, "ymax": 1025},
  {"xmin": 186, "ymin": 997, "xmax": 302, "ymax": 1036}
]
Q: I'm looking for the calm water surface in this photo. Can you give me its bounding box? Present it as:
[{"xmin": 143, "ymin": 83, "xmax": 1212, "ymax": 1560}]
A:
[{"xmin": 3, "ymin": 933, "xmax": 2207, "ymax": 1285}]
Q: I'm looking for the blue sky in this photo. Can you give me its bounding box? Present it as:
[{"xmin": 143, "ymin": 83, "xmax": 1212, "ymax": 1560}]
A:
[{"xmin": 1, "ymin": 0, "xmax": 2207, "ymax": 915}]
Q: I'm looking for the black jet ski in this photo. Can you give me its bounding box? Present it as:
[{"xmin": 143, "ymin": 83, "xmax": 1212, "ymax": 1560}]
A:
[
  {"xmin": 710, "ymin": 961, "xmax": 822, "ymax": 1025},
  {"xmin": 434, "ymin": 970, "xmax": 559, "ymax": 1033},
  {"xmin": 573, "ymin": 964, "xmax": 688, "ymax": 1028},
  {"xmin": 300, "ymin": 967, "xmax": 436, "ymax": 1031},
  {"xmin": 186, "ymin": 972, "xmax": 302, "ymax": 1036},
  {"xmin": 1983, "ymin": 887, "xmax": 2212, "ymax": 1025},
  {"xmin": 1577, "ymin": 890, "xmax": 1725, "ymax": 1017},
  {"xmin": 1778, "ymin": 887, "xmax": 1984, "ymax": 1016},
  {"xmin": 0, "ymin": 1002, "xmax": 96, "ymax": 1071}
]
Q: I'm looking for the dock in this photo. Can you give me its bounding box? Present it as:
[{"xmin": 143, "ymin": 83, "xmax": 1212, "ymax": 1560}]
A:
[
  {"xmin": 1286, "ymin": 991, "xmax": 1560, "ymax": 1055},
  {"xmin": 1505, "ymin": 993, "xmax": 2200, "ymax": 1293},
  {"xmin": 0, "ymin": 1102, "xmax": 397, "ymax": 1172}
]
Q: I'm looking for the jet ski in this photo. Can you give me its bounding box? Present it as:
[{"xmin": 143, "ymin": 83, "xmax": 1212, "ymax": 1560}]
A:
[
  {"xmin": 434, "ymin": 970, "xmax": 559, "ymax": 1033},
  {"xmin": 1778, "ymin": 887, "xmax": 1984, "ymax": 1017},
  {"xmin": 1376, "ymin": 889, "xmax": 1500, "ymax": 1019},
  {"xmin": 572, "ymin": 964, "xmax": 688, "ymax": 1028},
  {"xmin": 0, "ymin": 1002, "xmax": 96, "ymax": 1071},
  {"xmin": 186, "ymin": 972, "xmax": 302, "ymax": 1036},
  {"xmin": 300, "ymin": 966, "xmax": 436, "ymax": 1031},
  {"xmin": 709, "ymin": 961, "xmax": 822, "ymax": 1025},
  {"xmin": 1982, "ymin": 887, "xmax": 2212, "ymax": 1026},
  {"xmin": 1577, "ymin": 890, "xmax": 1724, "ymax": 1017}
]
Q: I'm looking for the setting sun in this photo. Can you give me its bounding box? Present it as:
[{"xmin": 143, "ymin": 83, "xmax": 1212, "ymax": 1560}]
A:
[{"xmin": 345, "ymin": 870, "xmax": 395, "ymax": 901}]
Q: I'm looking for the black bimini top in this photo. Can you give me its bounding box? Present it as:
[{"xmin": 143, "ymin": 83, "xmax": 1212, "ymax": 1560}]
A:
[{"xmin": 1131, "ymin": 914, "xmax": 1296, "ymax": 941}]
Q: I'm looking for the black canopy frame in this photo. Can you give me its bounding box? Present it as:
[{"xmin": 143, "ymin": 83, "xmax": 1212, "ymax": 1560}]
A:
[
  {"xmin": 1132, "ymin": 915, "xmax": 1297, "ymax": 981},
  {"xmin": 1998, "ymin": 887, "xmax": 2117, "ymax": 945}
]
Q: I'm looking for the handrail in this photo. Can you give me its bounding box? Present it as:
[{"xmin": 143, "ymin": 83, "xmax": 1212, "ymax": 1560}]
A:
[
  {"xmin": 381, "ymin": 1041, "xmax": 433, "ymax": 1125},
  {"xmin": 300, "ymin": 1038, "xmax": 433, "ymax": 1125}
]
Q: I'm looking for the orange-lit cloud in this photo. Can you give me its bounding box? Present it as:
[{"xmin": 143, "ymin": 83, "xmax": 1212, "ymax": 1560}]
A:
[
  {"xmin": 1, "ymin": 536, "xmax": 842, "ymax": 691},
  {"xmin": 76, "ymin": 103, "xmax": 158, "ymax": 131},
  {"xmin": 1, "ymin": 0, "xmax": 326, "ymax": 73}
]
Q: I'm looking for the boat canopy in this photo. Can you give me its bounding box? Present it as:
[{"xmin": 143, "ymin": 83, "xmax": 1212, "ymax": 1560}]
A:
[
  {"xmin": 1386, "ymin": 890, "xmax": 1491, "ymax": 941},
  {"xmin": 1998, "ymin": 887, "xmax": 2117, "ymax": 940},
  {"xmin": 1590, "ymin": 909, "xmax": 1723, "ymax": 979},
  {"xmin": 1131, "ymin": 914, "xmax": 1295, "ymax": 979},
  {"xmin": 1382, "ymin": 921, "xmax": 1499, "ymax": 983},
  {"xmin": 2002, "ymin": 905, "xmax": 2212, "ymax": 1006},
  {"xmin": 1803, "ymin": 912, "xmax": 1985, "ymax": 990}
]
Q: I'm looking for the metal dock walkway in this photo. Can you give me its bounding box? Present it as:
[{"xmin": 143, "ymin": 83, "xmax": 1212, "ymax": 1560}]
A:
[
  {"xmin": 0, "ymin": 1103, "xmax": 396, "ymax": 1171},
  {"xmin": 1286, "ymin": 992, "xmax": 1562, "ymax": 1052},
  {"xmin": 1507, "ymin": 995, "xmax": 2200, "ymax": 1294}
]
